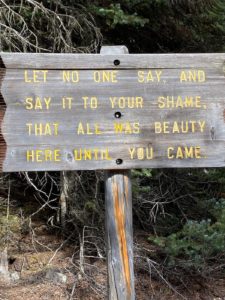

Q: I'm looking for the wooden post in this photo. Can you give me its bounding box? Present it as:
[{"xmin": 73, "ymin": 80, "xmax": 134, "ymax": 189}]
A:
[{"xmin": 102, "ymin": 46, "xmax": 135, "ymax": 300}]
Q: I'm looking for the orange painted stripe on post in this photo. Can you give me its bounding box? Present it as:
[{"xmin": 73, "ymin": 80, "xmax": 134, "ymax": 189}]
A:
[{"xmin": 113, "ymin": 179, "xmax": 131, "ymax": 297}]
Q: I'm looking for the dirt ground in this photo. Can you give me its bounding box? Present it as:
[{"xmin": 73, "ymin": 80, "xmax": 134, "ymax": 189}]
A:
[{"xmin": 1, "ymin": 222, "xmax": 225, "ymax": 299}]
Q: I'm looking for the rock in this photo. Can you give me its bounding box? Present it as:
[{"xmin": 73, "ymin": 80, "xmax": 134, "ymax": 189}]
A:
[
  {"xmin": 0, "ymin": 248, "xmax": 8, "ymax": 275},
  {"xmin": 0, "ymin": 249, "xmax": 10, "ymax": 282},
  {"xmin": 9, "ymin": 271, "xmax": 20, "ymax": 282},
  {"xmin": 45, "ymin": 269, "xmax": 67, "ymax": 284}
]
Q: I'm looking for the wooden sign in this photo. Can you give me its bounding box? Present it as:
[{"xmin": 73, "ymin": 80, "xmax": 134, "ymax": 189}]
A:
[{"xmin": 0, "ymin": 52, "xmax": 225, "ymax": 172}]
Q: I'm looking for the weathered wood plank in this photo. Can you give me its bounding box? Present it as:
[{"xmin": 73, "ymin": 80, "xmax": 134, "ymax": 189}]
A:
[
  {"xmin": 0, "ymin": 50, "xmax": 225, "ymax": 171},
  {"xmin": 1, "ymin": 68, "xmax": 225, "ymax": 106},
  {"xmin": 2, "ymin": 140, "xmax": 225, "ymax": 172},
  {"xmin": 2, "ymin": 110, "xmax": 224, "ymax": 145},
  {"xmin": 0, "ymin": 52, "xmax": 225, "ymax": 69}
]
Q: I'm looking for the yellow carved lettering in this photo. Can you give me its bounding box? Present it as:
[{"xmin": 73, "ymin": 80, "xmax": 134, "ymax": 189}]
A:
[
  {"xmin": 167, "ymin": 146, "xmax": 202, "ymax": 159},
  {"xmin": 26, "ymin": 123, "xmax": 59, "ymax": 136},
  {"xmin": 109, "ymin": 96, "xmax": 143, "ymax": 109},
  {"xmin": 129, "ymin": 148, "xmax": 136, "ymax": 159},
  {"xmin": 93, "ymin": 71, "xmax": 118, "ymax": 83},
  {"xmin": 62, "ymin": 71, "xmax": 79, "ymax": 83},
  {"xmin": 77, "ymin": 122, "xmax": 102, "ymax": 135},
  {"xmin": 25, "ymin": 98, "xmax": 33, "ymax": 109},
  {"xmin": 155, "ymin": 120, "xmax": 206, "ymax": 134},
  {"xmin": 62, "ymin": 97, "xmax": 72, "ymax": 109},
  {"xmin": 137, "ymin": 148, "xmax": 144, "ymax": 160},
  {"xmin": 128, "ymin": 147, "xmax": 154, "ymax": 160},
  {"xmin": 25, "ymin": 97, "xmax": 51, "ymax": 110},
  {"xmin": 154, "ymin": 122, "xmax": 169, "ymax": 134},
  {"xmin": 138, "ymin": 70, "xmax": 162, "ymax": 83},
  {"xmin": 77, "ymin": 122, "xmax": 85, "ymax": 135},
  {"xmin": 180, "ymin": 70, "xmax": 206, "ymax": 82},
  {"xmin": 114, "ymin": 122, "xmax": 140, "ymax": 134},
  {"xmin": 157, "ymin": 95, "xmax": 203, "ymax": 109},
  {"xmin": 73, "ymin": 148, "xmax": 112, "ymax": 160},
  {"xmin": 155, "ymin": 70, "xmax": 162, "ymax": 82},
  {"xmin": 24, "ymin": 70, "xmax": 48, "ymax": 83},
  {"xmin": 82, "ymin": 97, "xmax": 98, "ymax": 109},
  {"xmin": 26, "ymin": 149, "xmax": 61, "ymax": 162}
]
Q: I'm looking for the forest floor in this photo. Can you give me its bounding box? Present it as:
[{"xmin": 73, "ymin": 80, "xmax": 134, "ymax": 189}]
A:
[
  {"xmin": 0, "ymin": 196, "xmax": 225, "ymax": 300},
  {"xmin": 1, "ymin": 219, "xmax": 225, "ymax": 300}
]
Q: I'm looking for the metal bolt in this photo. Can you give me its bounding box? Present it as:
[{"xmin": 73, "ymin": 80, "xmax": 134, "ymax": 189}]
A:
[
  {"xmin": 116, "ymin": 159, "xmax": 123, "ymax": 165},
  {"xmin": 114, "ymin": 59, "xmax": 120, "ymax": 66},
  {"xmin": 114, "ymin": 111, "xmax": 122, "ymax": 118}
]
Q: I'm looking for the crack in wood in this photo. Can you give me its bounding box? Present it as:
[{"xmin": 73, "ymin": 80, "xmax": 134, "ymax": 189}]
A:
[{"xmin": 210, "ymin": 126, "xmax": 215, "ymax": 140}]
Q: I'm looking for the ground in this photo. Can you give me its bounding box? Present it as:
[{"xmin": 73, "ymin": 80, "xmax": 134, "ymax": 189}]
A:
[{"xmin": 1, "ymin": 220, "xmax": 225, "ymax": 300}]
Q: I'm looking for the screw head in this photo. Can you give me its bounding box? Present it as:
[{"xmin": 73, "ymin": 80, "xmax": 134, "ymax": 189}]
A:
[
  {"xmin": 114, "ymin": 59, "xmax": 120, "ymax": 66},
  {"xmin": 116, "ymin": 159, "xmax": 123, "ymax": 165},
  {"xmin": 114, "ymin": 111, "xmax": 122, "ymax": 118}
]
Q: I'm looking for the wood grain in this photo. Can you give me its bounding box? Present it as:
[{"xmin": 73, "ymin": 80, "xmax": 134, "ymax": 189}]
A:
[
  {"xmin": 0, "ymin": 52, "xmax": 225, "ymax": 69},
  {"xmin": 1, "ymin": 68, "xmax": 224, "ymax": 104},
  {"xmin": 0, "ymin": 65, "xmax": 6, "ymax": 171},
  {"xmin": 105, "ymin": 170, "xmax": 134, "ymax": 300},
  {"xmin": 103, "ymin": 45, "xmax": 135, "ymax": 300},
  {"xmin": 0, "ymin": 51, "xmax": 225, "ymax": 171},
  {"xmin": 1, "ymin": 140, "xmax": 225, "ymax": 172}
]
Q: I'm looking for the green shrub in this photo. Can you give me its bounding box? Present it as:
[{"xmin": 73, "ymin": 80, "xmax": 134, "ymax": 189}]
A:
[
  {"xmin": 90, "ymin": 3, "xmax": 148, "ymax": 28},
  {"xmin": 151, "ymin": 198, "xmax": 225, "ymax": 272}
]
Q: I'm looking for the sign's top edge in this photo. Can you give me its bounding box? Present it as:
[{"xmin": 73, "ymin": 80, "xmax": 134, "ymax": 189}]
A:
[
  {"xmin": 1, "ymin": 52, "xmax": 225, "ymax": 70},
  {"xmin": 0, "ymin": 52, "xmax": 225, "ymax": 55}
]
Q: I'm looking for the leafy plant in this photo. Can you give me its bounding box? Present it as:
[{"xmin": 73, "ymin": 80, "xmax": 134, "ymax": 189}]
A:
[
  {"xmin": 151, "ymin": 198, "xmax": 225, "ymax": 273},
  {"xmin": 90, "ymin": 3, "xmax": 148, "ymax": 28}
]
